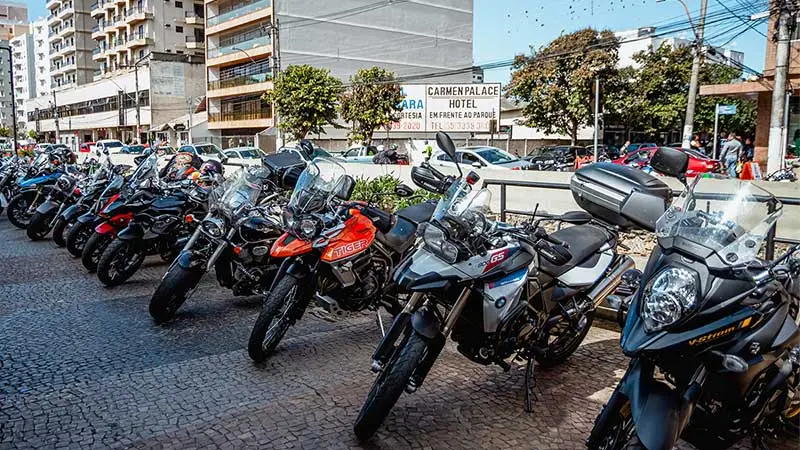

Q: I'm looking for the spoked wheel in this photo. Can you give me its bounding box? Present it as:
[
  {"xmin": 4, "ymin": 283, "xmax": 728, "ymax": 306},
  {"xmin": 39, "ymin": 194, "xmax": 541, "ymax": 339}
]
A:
[
  {"xmin": 247, "ymin": 277, "xmax": 304, "ymax": 363},
  {"xmin": 537, "ymin": 308, "xmax": 595, "ymax": 368},
  {"xmin": 591, "ymin": 402, "xmax": 641, "ymax": 450},
  {"xmin": 353, "ymin": 331, "xmax": 427, "ymax": 441},
  {"xmin": 65, "ymin": 220, "xmax": 94, "ymax": 258},
  {"xmin": 6, "ymin": 192, "xmax": 36, "ymax": 229},
  {"xmin": 97, "ymin": 239, "xmax": 146, "ymax": 287}
]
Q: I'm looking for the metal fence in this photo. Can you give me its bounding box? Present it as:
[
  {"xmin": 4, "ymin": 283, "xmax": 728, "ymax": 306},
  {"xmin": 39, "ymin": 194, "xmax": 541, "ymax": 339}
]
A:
[{"xmin": 483, "ymin": 178, "xmax": 800, "ymax": 260}]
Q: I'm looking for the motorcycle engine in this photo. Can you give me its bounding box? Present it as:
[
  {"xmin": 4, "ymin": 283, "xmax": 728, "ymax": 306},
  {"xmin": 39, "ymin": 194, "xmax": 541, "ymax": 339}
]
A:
[{"xmin": 326, "ymin": 250, "xmax": 390, "ymax": 311}]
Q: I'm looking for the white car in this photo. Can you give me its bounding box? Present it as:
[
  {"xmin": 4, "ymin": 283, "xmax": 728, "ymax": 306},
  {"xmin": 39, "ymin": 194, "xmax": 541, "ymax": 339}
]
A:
[
  {"xmin": 224, "ymin": 146, "xmax": 266, "ymax": 165},
  {"xmin": 96, "ymin": 139, "xmax": 125, "ymax": 154},
  {"xmin": 177, "ymin": 143, "xmax": 228, "ymax": 162},
  {"xmin": 431, "ymin": 146, "xmax": 533, "ymax": 170}
]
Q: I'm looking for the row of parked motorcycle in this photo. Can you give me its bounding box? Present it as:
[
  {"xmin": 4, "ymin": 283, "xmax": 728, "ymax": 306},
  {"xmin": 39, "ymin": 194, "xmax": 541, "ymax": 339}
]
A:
[{"xmin": 1, "ymin": 133, "xmax": 799, "ymax": 449}]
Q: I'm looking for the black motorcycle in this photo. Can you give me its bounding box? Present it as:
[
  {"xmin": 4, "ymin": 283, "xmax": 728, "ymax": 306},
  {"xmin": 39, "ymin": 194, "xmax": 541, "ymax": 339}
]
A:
[
  {"xmin": 0, "ymin": 156, "xmax": 25, "ymax": 215},
  {"xmin": 586, "ymin": 147, "xmax": 800, "ymax": 450},
  {"xmin": 148, "ymin": 165, "xmax": 294, "ymax": 323},
  {"xmin": 95, "ymin": 179, "xmax": 210, "ymax": 287},
  {"xmin": 26, "ymin": 172, "xmax": 84, "ymax": 241},
  {"xmin": 353, "ymin": 133, "xmax": 656, "ymax": 440}
]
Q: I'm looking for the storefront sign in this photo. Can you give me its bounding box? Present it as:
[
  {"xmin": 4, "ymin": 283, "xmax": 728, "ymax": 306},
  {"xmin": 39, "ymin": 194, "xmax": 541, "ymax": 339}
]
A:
[{"xmin": 390, "ymin": 83, "xmax": 501, "ymax": 133}]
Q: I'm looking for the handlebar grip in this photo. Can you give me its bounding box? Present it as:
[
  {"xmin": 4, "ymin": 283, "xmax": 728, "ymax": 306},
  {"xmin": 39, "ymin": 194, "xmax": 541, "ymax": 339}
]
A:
[{"xmin": 546, "ymin": 234, "xmax": 569, "ymax": 248}]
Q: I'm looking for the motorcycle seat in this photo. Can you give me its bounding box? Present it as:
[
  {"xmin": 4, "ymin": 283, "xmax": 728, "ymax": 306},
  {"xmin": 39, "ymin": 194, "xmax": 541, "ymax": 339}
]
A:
[
  {"xmin": 539, "ymin": 224, "xmax": 613, "ymax": 277},
  {"xmin": 396, "ymin": 200, "xmax": 436, "ymax": 225},
  {"xmin": 376, "ymin": 216, "xmax": 417, "ymax": 254}
]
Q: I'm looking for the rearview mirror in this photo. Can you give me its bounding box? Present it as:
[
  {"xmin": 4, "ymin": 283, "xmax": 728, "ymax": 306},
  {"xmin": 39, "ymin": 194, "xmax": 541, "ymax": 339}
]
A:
[
  {"xmin": 650, "ymin": 147, "xmax": 689, "ymax": 179},
  {"xmin": 395, "ymin": 183, "xmax": 414, "ymax": 198},
  {"xmin": 334, "ymin": 174, "xmax": 356, "ymax": 200},
  {"xmin": 471, "ymin": 161, "xmax": 482, "ymax": 169},
  {"xmin": 436, "ymin": 131, "xmax": 457, "ymax": 163}
]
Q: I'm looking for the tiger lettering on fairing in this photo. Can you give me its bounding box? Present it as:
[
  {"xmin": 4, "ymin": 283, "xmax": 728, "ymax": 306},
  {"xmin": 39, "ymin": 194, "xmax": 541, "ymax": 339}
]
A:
[{"xmin": 329, "ymin": 238, "xmax": 369, "ymax": 260}]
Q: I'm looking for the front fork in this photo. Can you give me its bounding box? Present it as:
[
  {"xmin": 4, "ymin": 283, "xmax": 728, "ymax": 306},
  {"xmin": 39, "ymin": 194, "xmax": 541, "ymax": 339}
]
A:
[{"xmin": 206, "ymin": 228, "xmax": 236, "ymax": 272}]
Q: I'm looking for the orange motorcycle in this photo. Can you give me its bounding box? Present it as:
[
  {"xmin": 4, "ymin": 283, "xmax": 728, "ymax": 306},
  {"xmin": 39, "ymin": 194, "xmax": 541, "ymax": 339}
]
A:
[{"xmin": 247, "ymin": 157, "xmax": 436, "ymax": 362}]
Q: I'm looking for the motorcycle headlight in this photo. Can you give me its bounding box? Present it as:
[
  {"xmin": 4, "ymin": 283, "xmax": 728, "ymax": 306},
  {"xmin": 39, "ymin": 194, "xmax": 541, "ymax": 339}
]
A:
[
  {"xmin": 641, "ymin": 267, "xmax": 698, "ymax": 333},
  {"xmin": 201, "ymin": 217, "xmax": 226, "ymax": 238},
  {"xmin": 422, "ymin": 223, "xmax": 460, "ymax": 264},
  {"xmin": 289, "ymin": 215, "xmax": 319, "ymax": 240}
]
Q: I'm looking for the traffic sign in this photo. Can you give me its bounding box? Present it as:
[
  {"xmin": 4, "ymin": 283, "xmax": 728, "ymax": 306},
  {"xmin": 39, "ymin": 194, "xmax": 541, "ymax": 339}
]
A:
[{"xmin": 717, "ymin": 104, "xmax": 737, "ymax": 115}]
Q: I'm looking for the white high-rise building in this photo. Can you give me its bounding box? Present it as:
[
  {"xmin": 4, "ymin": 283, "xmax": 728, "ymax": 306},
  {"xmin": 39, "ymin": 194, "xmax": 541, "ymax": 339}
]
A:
[
  {"xmin": 31, "ymin": 19, "xmax": 52, "ymax": 97},
  {"xmin": 9, "ymin": 32, "xmax": 32, "ymax": 131},
  {"xmin": 615, "ymin": 27, "xmax": 745, "ymax": 69}
]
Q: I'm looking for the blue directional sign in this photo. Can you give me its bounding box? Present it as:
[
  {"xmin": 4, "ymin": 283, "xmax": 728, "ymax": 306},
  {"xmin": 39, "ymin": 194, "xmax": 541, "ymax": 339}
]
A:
[{"xmin": 717, "ymin": 104, "xmax": 737, "ymax": 115}]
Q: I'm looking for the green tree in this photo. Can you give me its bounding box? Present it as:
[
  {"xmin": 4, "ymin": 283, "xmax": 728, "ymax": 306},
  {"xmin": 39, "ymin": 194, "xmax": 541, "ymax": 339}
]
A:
[
  {"xmin": 0, "ymin": 126, "xmax": 10, "ymax": 137},
  {"xmin": 506, "ymin": 28, "xmax": 620, "ymax": 145},
  {"xmin": 263, "ymin": 64, "xmax": 343, "ymax": 141},
  {"xmin": 27, "ymin": 129, "xmax": 36, "ymax": 140},
  {"xmin": 339, "ymin": 66, "xmax": 404, "ymax": 144}
]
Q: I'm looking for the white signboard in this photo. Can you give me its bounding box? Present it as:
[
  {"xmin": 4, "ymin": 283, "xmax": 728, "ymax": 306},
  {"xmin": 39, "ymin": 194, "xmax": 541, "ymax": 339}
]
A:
[{"xmin": 391, "ymin": 83, "xmax": 501, "ymax": 133}]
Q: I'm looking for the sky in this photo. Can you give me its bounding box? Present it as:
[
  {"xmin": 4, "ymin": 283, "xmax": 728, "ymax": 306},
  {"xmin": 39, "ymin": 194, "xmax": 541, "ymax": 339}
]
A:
[{"xmin": 22, "ymin": 0, "xmax": 769, "ymax": 83}]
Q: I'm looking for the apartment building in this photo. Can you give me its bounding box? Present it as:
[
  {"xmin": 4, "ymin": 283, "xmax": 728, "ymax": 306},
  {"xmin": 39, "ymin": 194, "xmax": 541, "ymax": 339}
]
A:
[
  {"xmin": 615, "ymin": 27, "xmax": 745, "ymax": 69},
  {"xmin": 89, "ymin": 0, "xmax": 205, "ymax": 78},
  {"xmin": 28, "ymin": 52, "xmax": 204, "ymax": 146},
  {"xmin": 9, "ymin": 32, "xmax": 32, "ymax": 131},
  {"xmin": 203, "ymin": 0, "xmax": 473, "ymax": 144},
  {"xmin": 47, "ymin": 0, "xmax": 95, "ymax": 90},
  {"xmin": 0, "ymin": 1, "xmax": 27, "ymax": 40}
]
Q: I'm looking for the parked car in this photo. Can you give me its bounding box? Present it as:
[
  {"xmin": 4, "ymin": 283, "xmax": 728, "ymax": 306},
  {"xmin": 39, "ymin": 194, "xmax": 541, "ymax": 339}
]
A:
[
  {"xmin": 340, "ymin": 145, "xmax": 378, "ymax": 163},
  {"xmin": 277, "ymin": 145, "xmax": 332, "ymax": 162},
  {"xmin": 432, "ymin": 146, "xmax": 533, "ymax": 170},
  {"xmin": 79, "ymin": 142, "xmax": 97, "ymax": 153},
  {"xmin": 222, "ymin": 146, "xmax": 266, "ymax": 166},
  {"xmin": 584, "ymin": 144, "xmax": 620, "ymax": 160},
  {"xmin": 613, "ymin": 146, "xmax": 719, "ymax": 176},
  {"xmin": 177, "ymin": 143, "xmax": 227, "ymax": 162},
  {"xmin": 622, "ymin": 143, "xmax": 657, "ymax": 154},
  {"xmin": 96, "ymin": 139, "xmax": 125, "ymax": 154},
  {"xmin": 121, "ymin": 144, "xmax": 146, "ymax": 154}
]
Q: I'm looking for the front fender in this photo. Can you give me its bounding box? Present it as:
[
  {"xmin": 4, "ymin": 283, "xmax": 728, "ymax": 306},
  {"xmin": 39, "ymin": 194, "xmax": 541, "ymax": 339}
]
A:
[
  {"xmin": 177, "ymin": 250, "xmax": 207, "ymax": 271},
  {"xmin": 77, "ymin": 212, "xmax": 98, "ymax": 225},
  {"xmin": 62, "ymin": 204, "xmax": 88, "ymax": 221},
  {"xmin": 617, "ymin": 358, "xmax": 694, "ymax": 450},
  {"xmin": 410, "ymin": 307, "xmax": 441, "ymax": 339},
  {"xmin": 117, "ymin": 223, "xmax": 145, "ymax": 241},
  {"xmin": 35, "ymin": 200, "xmax": 60, "ymax": 216},
  {"xmin": 95, "ymin": 221, "xmax": 118, "ymax": 235}
]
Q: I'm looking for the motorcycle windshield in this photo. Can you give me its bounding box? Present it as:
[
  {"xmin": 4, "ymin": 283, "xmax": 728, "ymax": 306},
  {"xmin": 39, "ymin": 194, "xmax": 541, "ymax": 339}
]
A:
[
  {"xmin": 288, "ymin": 157, "xmax": 346, "ymax": 214},
  {"xmin": 432, "ymin": 178, "xmax": 492, "ymax": 224},
  {"xmin": 127, "ymin": 153, "xmax": 158, "ymax": 189},
  {"xmin": 33, "ymin": 153, "xmax": 48, "ymax": 171},
  {"xmin": 219, "ymin": 170, "xmax": 262, "ymax": 215},
  {"xmin": 655, "ymin": 177, "xmax": 782, "ymax": 265}
]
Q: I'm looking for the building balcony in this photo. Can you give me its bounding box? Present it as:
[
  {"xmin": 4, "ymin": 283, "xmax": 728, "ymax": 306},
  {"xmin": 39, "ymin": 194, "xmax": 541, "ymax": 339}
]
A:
[
  {"xmin": 47, "ymin": 0, "xmax": 62, "ymax": 10},
  {"xmin": 126, "ymin": 6, "xmax": 153, "ymax": 23},
  {"xmin": 57, "ymin": 4, "xmax": 74, "ymax": 20},
  {"xmin": 206, "ymin": 0, "xmax": 271, "ymax": 34},
  {"xmin": 112, "ymin": 15, "xmax": 126, "ymax": 29},
  {"xmin": 47, "ymin": 14, "xmax": 61, "ymax": 25},
  {"xmin": 62, "ymin": 60, "xmax": 77, "ymax": 72},
  {"xmin": 93, "ymin": 46, "xmax": 107, "ymax": 61},
  {"xmin": 60, "ymin": 23, "xmax": 76, "ymax": 37},
  {"xmin": 207, "ymin": 72, "xmax": 272, "ymax": 97},
  {"xmin": 90, "ymin": 2, "xmax": 104, "ymax": 16},
  {"xmin": 104, "ymin": 0, "xmax": 115, "ymax": 10},
  {"xmin": 126, "ymin": 32, "xmax": 153, "ymax": 48},
  {"xmin": 52, "ymin": 66, "xmax": 66, "ymax": 77},
  {"xmin": 51, "ymin": 51, "xmax": 64, "ymax": 61},
  {"xmin": 184, "ymin": 11, "xmax": 203, "ymax": 25},
  {"xmin": 208, "ymin": 110, "xmax": 273, "ymax": 130},
  {"xmin": 185, "ymin": 35, "xmax": 204, "ymax": 50},
  {"xmin": 92, "ymin": 25, "xmax": 105, "ymax": 39},
  {"xmin": 49, "ymin": 32, "xmax": 64, "ymax": 43},
  {"xmin": 207, "ymin": 35, "xmax": 270, "ymax": 62}
]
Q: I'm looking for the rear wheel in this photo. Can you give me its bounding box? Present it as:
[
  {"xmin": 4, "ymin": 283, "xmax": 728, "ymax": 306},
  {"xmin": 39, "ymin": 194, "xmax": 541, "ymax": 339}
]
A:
[
  {"xmin": 97, "ymin": 239, "xmax": 146, "ymax": 286},
  {"xmin": 537, "ymin": 308, "xmax": 595, "ymax": 369},
  {"xmin": 26, "ymin": 211, "xmax": 52, "ymax": 241},
  {"xmin": 6, "ymin": 192, "xmax": 36, "ymax": 229},
  {"xmin": 52, "ymin": 217, "xmax": 69, "ymax": 247},
  {"xmin": 65, "ymin": 220, "xmax": 94, "ymax": 258},
  {"xmin": 81, "ymin": 231, "xmax": 113, "ymax": 272},
  {"xmin": 247, "ymin": 276, "xmax": 304, "ymax": 362},
  {"xmin": 149, "ymin": 264, "xmax": 204, "ymax": 323},
  {"xmin": 353, "ymin": 331, "xmax": 427, "ymax": 441}
]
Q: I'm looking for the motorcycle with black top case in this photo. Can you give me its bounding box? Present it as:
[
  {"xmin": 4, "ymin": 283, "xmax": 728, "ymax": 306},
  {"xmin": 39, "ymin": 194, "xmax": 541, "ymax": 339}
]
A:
[
  {"xmin": 586, "ymin": 147, "xmax": 800, "ymax": 450},
  {"xmin": 352, "ymin": 132, "xmax": 645, "ymax": 440},
  {"xmin": 246, "ymin": 156, "xmax": 437, "ymax": 363}
]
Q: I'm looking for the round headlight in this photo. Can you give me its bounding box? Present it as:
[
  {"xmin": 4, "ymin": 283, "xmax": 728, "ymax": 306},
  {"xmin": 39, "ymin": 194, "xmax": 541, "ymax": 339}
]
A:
[
  {"xmin": 201, "ymin": 217, "xmax": 225, "ymax": 238},
  {"xmin": 641, "ymin": 267, "xmax": 697, "ymax": 332}
]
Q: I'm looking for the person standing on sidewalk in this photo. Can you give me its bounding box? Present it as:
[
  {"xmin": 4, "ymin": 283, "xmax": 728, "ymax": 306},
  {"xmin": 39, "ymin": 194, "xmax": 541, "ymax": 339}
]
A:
[{"xmin": 719, "ymin": 133, "xmax": 743, "ymax": 178}]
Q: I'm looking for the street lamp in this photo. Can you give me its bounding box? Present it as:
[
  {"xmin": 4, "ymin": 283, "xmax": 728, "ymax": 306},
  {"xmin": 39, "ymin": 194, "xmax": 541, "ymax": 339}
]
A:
[{"xmin": 0, "ymin": 46, "xmax": 18, "ymax": 157}]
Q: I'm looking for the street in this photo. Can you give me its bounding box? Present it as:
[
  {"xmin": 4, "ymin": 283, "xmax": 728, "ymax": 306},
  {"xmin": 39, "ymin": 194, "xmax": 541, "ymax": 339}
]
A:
[{"xmin": 0, "ymin": 218, "xmax": 794, "ymax": 450}]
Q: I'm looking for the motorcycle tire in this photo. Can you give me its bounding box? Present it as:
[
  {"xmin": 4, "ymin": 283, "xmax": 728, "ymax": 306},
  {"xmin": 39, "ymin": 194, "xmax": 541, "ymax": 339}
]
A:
[
  {"xmin": 51, "ymin": 217, "xmax": 69, "ymax": 247},
  {"xmin": 149, "ymin": 264, "xmax": 204, "ymax": 324},
  {"xmin": 6, "ymin": 192, "xmax": 36, "ymax": 229},
  {"xmin": 536, "ymin": 309, "xmax": 595, "ymax": 369},
  {"xmin": 247, "ymin": 276, "xmax": 304, "ymax": 363},
  {"xmin": 65, "ymin": 220, "xmax": 94, "ymax": 258},
  {"xmin": 587, "ymin": 401, "xmax": 641, "ymax": 450},
  {"xmin": 96, "ymin": 239, "xmax": 146, "ymax": 287},
  {"xmin": 26, "ymin": 211, "xmax": 52, "ymax": 241},
  {"xmin": 353, "ymin": 331, "xmax": 427, "ymax": 441},
  {"xmin": 81, "ymin": 232, "xmax": 113, "ymax": 273}
]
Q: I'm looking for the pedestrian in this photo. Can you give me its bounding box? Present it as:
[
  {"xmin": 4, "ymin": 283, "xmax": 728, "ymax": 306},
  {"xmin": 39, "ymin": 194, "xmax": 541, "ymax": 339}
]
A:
[
  {"xmin": 690, "ymin": 135, "xmax": 701, "ymax": 150},
  {"xmin": 719, "ymin": 132, "xmax": 743, "ymax": 178},
  {"xmin": 621, "ymin": 140, "xmax": 631, "ymax": 155},
  {"xmin": 424, "ymin": 140, "xmax": 433, "ymax": 161},
  {"xmin": 744, "ymin": 137, "xmax": 754, "ymax": 161}
]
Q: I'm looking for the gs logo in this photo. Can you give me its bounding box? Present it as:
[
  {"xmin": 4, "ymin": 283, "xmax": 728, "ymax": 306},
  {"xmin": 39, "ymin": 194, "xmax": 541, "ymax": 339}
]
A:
[{"xmin": 482, "ymin": 249, "xmax": 509, "ymax": 273}]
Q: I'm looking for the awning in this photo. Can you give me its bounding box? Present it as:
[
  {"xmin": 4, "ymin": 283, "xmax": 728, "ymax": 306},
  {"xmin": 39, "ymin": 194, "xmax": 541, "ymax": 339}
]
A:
[{"xmin": 700, "ymin": 79, "xmax": 800, "ymax": 98}]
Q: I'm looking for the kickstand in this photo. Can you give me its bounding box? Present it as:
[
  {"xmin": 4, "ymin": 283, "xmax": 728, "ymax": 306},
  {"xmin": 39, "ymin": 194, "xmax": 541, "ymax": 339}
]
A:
[
  {"xmin": 525, "ymin": 357, "xmax": 537, "ymax": 413},
  {"xmin": 751, "ymin": 433, "xmax": 770, "ymax": 450},
  {"xmin": 376, "ymin": 310, "xmax": 386, "ymax": 337}
]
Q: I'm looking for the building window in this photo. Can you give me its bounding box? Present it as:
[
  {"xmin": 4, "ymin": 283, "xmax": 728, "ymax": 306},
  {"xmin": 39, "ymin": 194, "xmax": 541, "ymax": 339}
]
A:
[
  {"xmin": 175, "ymin": 26, "xmax": 183, "ymax": 33},
  {"xmin": 175, "ymin": 1, "xmax": 183, "ymax": 6}
]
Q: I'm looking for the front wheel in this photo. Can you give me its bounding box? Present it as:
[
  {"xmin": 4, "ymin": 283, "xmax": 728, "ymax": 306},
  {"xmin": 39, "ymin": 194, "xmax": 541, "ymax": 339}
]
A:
[
  {"xmin": 65, "ymin": 220, "xmax": 94, "ymax": 258},
  {"xmin": 26, "ymin": 211, "xmax": 53, "ymax": 241},
  {"xmin": 52, "ymin": 217, "xmax": 69, "ymax": 247},
  {"xmin": 97, "ymin": 238, "xmax": 147, "ymax": 287},
  {"xmin": 149, "ymin": 264, "xmax": 204, "ymax": 324},
  {"xmin": 247, "ymin": 276, "xmax": 305, "ymax": 363},
  {"xmin": 6, "ymin": 192, "xmax": 36, "ymax": 229},
  {"xmin": 536, "ymin": 309, "xmax": 595, "ymax": 369},
  {"xmin": 353, "ymin": 331, "xmax": 427, "ymax": 441},
  {"xmin": 588, "ymin": 401, "xmax": 641, "ymax": 450},
  {"xmin": 81, "ymin": 231, "xmax": 113, "ymax": 273}
]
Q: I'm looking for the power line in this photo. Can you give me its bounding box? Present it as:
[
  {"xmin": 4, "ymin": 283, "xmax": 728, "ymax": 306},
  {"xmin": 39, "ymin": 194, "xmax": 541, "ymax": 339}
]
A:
[{"xmin": 713, "ymin": 0, "xmax": 768, "ymax": 38}]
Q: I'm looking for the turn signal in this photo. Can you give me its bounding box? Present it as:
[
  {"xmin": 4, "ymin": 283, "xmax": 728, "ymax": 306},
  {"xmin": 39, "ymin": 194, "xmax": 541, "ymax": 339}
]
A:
[
  {"xmin": 233, "ymin": 246, "xmax": 242, "ymax": 255},
  {"xmin": 185, "ymin": 214, "xmax": 195, "ymax": 223}
]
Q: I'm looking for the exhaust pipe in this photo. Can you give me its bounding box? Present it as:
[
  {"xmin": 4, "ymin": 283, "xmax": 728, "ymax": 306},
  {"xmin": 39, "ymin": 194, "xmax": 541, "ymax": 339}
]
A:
[{"xmin": 588, "ymin": 255, "xmax": 635, "ymax": 308}]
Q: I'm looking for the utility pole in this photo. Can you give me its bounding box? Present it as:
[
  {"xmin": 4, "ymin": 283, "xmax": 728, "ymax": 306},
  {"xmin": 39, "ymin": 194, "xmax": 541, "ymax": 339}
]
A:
[
  {"xmin": 52, "ymin": 90, "xmax": 60, "ymax": 142},
  {"xmin": 713, "ymin": 103, "xmax": 720, "ymax": 159},
  {"xmin": 681, "ymin": 0, "xmax": 708, "ymax": 149},
  {"xmin": 119, "ymin": 53, "xmax": 150, "ymax": 144},
  {"xmin": 1, "ymin": 47, "xmax": 18, "ymax": 155},
  {"xmin": 593, "ymin": 76, "xmax": 600, "ymax": 161},
  {"xmin": 767, "ymin": 0, "xmax": 793, "ymax": 174}
]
